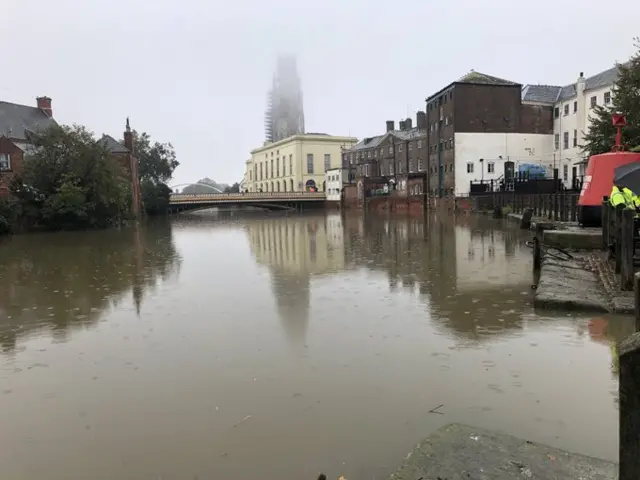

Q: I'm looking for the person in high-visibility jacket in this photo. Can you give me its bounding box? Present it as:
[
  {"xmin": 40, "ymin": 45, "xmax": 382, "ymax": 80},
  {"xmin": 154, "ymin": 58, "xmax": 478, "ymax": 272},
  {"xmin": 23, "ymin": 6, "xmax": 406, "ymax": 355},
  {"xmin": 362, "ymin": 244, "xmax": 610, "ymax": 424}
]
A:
[{"xmin": 610, "ymin": 184, "xmax": 634, "ymax": 208}]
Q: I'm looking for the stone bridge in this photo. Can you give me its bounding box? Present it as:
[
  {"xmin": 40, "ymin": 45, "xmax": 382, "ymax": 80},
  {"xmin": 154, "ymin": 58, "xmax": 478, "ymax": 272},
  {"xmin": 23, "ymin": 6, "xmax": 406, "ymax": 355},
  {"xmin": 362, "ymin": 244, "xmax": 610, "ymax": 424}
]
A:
[{"xmin": 168, "ymin": 192, "xmax": 327, "ymax": 213}]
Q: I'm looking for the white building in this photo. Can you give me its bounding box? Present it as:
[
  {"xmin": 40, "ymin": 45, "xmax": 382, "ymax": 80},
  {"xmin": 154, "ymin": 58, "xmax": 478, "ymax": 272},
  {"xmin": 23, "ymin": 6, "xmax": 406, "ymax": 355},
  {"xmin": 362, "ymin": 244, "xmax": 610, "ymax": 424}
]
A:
[
  {"xmin": 454, "ymin": 132, "xmax": 554, "ymax": 195},
  {"xmin": 325, "ymin": 167, "xmax": 350, "ymax": 201},
  {"xmin": 521, "ymin": 63, "xmax": 623, "ymax": 188}
]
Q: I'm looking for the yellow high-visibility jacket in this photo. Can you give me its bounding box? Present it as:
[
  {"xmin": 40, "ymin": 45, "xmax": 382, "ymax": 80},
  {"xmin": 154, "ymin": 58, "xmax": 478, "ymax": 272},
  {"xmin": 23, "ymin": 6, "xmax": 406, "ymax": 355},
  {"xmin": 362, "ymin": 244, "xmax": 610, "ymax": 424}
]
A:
[{"xmin": 610, "ymin": 186, "xmax": 632, "ymax": 208}]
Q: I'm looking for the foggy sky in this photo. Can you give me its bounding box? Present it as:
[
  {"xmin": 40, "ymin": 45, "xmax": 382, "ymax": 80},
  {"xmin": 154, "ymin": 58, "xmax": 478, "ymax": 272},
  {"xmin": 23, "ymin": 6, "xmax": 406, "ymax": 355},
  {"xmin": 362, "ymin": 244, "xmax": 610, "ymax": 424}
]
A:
[{"xmin": 2, "ymin": 0, "xmax": 639, "ymax": 186}]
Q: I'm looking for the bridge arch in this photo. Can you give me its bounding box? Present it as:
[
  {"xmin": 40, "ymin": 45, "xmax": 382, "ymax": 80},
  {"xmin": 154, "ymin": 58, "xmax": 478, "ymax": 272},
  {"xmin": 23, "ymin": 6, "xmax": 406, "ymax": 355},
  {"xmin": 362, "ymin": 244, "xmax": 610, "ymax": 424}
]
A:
[{"xmin": 170, "ymin": 182, "xmax": 224, "ymax": 193}]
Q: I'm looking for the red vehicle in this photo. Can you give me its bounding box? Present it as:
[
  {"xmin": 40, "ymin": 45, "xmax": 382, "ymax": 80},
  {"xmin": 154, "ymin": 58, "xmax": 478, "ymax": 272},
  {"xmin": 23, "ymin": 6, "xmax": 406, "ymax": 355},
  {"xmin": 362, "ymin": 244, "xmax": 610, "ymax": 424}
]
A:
[{"xmin": 578, "ymin": 114, "xmax": 640, "ymax": 226}]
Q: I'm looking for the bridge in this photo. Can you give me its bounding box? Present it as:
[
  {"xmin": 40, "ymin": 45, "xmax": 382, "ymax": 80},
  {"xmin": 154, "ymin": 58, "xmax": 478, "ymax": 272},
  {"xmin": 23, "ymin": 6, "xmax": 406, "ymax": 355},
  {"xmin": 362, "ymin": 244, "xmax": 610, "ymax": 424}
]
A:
[{"xmin": 168, "ymin": 192, "xmax": 327, "ymax": 213}]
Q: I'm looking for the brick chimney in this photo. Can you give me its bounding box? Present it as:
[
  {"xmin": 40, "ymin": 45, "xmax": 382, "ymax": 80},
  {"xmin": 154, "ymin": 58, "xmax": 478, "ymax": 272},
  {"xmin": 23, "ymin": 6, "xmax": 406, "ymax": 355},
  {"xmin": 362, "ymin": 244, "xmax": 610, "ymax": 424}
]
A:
[
  {"xmin": 386, "ymin": 120, "xmax": 395, "ymax": 132},
  {"xmin": 405, "ymin": 118, "xmax": 413, "ymax": 130},
  {"xmin": 123, "ymin": 117, "xmax": 134, "ymax": 153},
  {"xmin": 399, "ymin": 120, "xmax": 406, "ymax": 131},
  {"xmin": 36, "ymin": 96, "xmax": 52, "ymax": 118},
  {"xmin": 416, "ymin": 111, "xmax": 427, "ymax": 129}
]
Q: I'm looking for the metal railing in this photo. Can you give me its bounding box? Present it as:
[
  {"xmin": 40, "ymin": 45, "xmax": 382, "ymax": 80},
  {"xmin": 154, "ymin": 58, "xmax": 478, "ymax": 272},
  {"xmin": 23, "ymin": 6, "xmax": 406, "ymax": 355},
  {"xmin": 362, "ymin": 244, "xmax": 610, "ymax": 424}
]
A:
[
  {"xmin": 169, "ymin": 191, "xmax": 326, "ymax": 203},
  {"xmin": 471, "ymin": 192, "xmax": 580, "ymax": 222}
]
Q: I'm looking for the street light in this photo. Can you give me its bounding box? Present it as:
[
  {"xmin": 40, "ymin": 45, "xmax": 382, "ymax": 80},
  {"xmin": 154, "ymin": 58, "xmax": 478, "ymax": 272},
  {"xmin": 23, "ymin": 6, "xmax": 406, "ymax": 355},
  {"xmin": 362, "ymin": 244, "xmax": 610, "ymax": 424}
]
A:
[{"xmin": 479, "ymin": 158, "xmax": 484, "ymax": 183}]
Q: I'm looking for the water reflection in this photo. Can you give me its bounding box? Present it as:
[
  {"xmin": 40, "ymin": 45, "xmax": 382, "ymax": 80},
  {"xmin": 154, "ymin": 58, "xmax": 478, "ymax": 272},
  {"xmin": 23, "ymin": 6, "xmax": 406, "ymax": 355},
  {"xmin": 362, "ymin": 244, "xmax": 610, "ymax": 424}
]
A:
[
  {"xmin": 0, "ymin": 221, "xmax": 181, "ymax": 354},
  {"xmin": 343, "ymin": 213, "xmax": 534, "ymax": 343},
  {"xmin": 245, "ymin": 214, "xmax": 349, "ymax": 347}
]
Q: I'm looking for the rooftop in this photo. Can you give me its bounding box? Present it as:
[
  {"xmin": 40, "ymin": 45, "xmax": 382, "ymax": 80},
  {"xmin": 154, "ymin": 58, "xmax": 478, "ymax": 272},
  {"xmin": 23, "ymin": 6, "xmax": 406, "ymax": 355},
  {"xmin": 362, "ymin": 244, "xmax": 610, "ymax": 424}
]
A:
[
  {"xmin": 98, "ymin": 134, "xmax": 129, "ymax": 154},
  {"xmin": 522, "ymin": 62, "xmax": 629, "ymax": 104},
  {"xmin": 427, "ymin": 70, "xmax": 520, "ymax": 102},
  {"xmin": 0, "ymin": 100, "xmax": 56, "ymax": 141}
]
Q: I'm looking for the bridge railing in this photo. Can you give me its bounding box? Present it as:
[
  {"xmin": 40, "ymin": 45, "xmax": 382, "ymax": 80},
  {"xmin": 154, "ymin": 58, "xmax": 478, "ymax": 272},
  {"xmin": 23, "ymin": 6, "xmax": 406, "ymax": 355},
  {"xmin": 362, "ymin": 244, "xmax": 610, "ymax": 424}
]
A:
[{"xmin": 169, "ymin": 191, "xmax": 326, "ymax": 203}]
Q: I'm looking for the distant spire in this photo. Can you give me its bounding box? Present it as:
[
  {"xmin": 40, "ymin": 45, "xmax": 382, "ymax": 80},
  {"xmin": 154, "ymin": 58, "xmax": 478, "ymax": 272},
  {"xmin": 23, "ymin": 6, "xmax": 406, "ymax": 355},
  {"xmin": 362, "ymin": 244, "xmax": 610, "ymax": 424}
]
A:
[{"xmin": 126, "ymin": 117, "xmax": 131, "ymax": 132}]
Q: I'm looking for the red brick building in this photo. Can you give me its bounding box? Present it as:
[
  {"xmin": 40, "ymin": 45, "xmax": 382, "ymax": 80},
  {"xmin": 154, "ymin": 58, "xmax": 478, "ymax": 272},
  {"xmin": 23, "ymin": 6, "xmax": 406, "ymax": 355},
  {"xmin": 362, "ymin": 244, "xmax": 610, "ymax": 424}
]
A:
[
  {"xmin": 0, "ymin": 96, "xmax": 56, "ymax": 196},
  {"xmin": 0, "ymin": 97, "xmax": 141, "ymax": 217}
]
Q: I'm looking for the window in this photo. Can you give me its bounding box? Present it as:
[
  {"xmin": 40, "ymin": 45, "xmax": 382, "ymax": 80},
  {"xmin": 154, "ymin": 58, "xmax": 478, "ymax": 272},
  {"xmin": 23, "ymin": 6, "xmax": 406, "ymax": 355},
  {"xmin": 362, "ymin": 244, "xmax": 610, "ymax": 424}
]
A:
[
  {"xmin": 563, "ymin": 164, "xmax": 568, "ymax": 182},
  {"xmin": 554, "ymin": 134, "xmax": 560, "ymax": 150},
  {"xmin": 590, "ymin": 96, "xmax": 597, "ymax": 108},
  {"xmin": 270, "ymin": 159, "xmax": 273, "ymax": 178},
  {"xmin": 564, "ymin": 104, "xmax": 569, "ymax": 116},
  {"xmin": 408, "ymin": 142, "xmax": 412, "ymax": 151},
  {"xmin": 554, "ymin": 107, "xmax": 560, "ymax": 118},
  {"xmin": 466, "ymin": 162, "xmax": 474, "ymax": 173},
  {"xmin": 380, "ymin": 148, "xmax": 384, "ymax": 156},
  {"xmin": 324, "ymin": 154, "xmax": 331, "ymax": 171},
  {"xmin": 276, "ymin": 157, "xmax": 280, "ymax": 177},
  {"xmin": 289, "ymin": 154, "xmax": 293, "ymax": 173},
  {"xmin": 417, "ymin": 140, "xmax": 422, "ymax": 148},
  {"xmin": 487, "ymin": 162, "xmax": 495, "ymax": 173},
  {"xmin": 388, "ymin": 145, "xmax": 393, "ymax": 154},
  {"xmin": 418, "ymin": 159, "xmax": 423, "ymax": 171},
  {"xmin": 0, "ymin": 153, "xmax": 10, "ymax": 171},
  {"xmin": 563, "ymin": 131, "xmax": 569, "ymax": 149},
  {"xmin": 604, "ymin": 91, "xmax": 611, "ymax": 104},
  {"xmin": 573, "ymin": 129, "xmax": 578, "ymax": 147},
  {"xmin": 573, "ymin": 101, "xmax": 578, "ymax": 113},
  {"xmin": 398, "ymin": 144, "xmax": 403, "ymax": 152},
  {"xmin": 260, "ymin": 163, "xmax": 263, "ymax": 180},
  {"xmin": 307, "ymin": 154, "xmax": 314, "ymax": 174}
]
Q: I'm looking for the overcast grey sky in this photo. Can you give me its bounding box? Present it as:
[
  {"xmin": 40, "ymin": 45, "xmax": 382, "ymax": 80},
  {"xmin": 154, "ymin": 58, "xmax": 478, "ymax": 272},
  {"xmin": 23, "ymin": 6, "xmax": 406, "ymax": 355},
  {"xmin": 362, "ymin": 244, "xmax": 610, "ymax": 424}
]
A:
[{"xmin": 2, "ymin": 0, "xmax": 639, "ymax": 186}]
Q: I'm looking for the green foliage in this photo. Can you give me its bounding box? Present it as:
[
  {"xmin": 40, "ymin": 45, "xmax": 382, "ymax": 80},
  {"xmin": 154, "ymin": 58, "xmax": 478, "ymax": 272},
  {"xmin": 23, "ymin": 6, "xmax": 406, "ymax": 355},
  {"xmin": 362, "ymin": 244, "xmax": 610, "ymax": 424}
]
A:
[
  {"xmin": 10, "ymin": 124, "xmax": 131, "ymax": 230},
  {"xmin": 0, "ymin": 199, "xmax": 18, "ymax": 235},
  {"xmin": 224, "ymin": 182, "xmax": 241, "ymax": 193},
  {"xmin": 129, "ymin": 131, "xmax": 179, "ymax": 184},
  {"xmin": 123, "ymin": 130, "xmax": 178, "ymax": 216},
  {"xmin": 583, "ymin": 38, "xmax": 640, "ymax": 156},
  {"xmin": 142, "ymin": 180, "xmax": 172, "ymax": 216}
]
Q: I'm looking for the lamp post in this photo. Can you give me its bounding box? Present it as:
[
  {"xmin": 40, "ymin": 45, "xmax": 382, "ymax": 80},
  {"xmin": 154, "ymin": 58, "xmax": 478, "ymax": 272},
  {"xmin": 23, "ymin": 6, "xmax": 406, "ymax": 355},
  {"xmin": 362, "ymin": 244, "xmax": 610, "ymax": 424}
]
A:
[{"xmin": 479, "ymin": 158, "xmax": 484, "ymax": 182}]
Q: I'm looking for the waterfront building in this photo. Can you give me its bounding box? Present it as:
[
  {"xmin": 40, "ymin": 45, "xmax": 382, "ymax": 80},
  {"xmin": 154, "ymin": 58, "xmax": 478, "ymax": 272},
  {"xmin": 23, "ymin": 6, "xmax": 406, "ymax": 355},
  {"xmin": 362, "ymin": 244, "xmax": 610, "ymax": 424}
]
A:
[
  {"xmin": 244, "ymin": 134, "xmax": 357, "ymax": 193},
  {"xmin": 425, "ymin": 71, "xmax": 554, "ymax": 198},
  {"xmin": 522, "ymin": 63, "xmax": 625, "ymax": 188}
]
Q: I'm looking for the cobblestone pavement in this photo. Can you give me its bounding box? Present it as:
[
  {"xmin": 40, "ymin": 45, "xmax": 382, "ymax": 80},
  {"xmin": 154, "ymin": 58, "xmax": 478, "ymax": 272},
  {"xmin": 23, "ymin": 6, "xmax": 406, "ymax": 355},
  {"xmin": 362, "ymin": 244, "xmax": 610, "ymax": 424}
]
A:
[{"xmin": 587, "ymin": 250, "xmax": 634, "ymax": 313}]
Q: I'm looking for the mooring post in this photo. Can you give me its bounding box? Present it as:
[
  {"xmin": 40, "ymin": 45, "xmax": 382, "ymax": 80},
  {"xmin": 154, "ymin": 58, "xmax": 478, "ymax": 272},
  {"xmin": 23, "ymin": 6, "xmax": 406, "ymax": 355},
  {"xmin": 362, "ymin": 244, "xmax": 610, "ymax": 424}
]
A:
[
  {"xmin": 635, "ymin": 272, "xmax": 640, "ymax": 332},
  {"xmin": 520, "ymin": 208, "xmax": 533, "ymax": 230},
  {"xmin": 621, "ymin": 208, "xmax": 635, "ymax": 291},
  {"xmin": 533, "ymin": 224, "xmax": 543, "ymax": 270},
  {"xmin": 602, "ymin": 197, "xmax": 610, "ymax": 250},
  {"xmin": 619, "ymin": 329, "xmax": 640, "ymax": 479}
]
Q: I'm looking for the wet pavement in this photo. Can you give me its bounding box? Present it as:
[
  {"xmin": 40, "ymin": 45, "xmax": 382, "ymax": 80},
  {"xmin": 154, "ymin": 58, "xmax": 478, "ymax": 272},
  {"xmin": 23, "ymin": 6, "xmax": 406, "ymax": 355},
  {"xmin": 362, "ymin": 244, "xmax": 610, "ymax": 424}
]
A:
[{"xmin": 0, "ymin": 211, "xmax": 632, "ymax": 479}]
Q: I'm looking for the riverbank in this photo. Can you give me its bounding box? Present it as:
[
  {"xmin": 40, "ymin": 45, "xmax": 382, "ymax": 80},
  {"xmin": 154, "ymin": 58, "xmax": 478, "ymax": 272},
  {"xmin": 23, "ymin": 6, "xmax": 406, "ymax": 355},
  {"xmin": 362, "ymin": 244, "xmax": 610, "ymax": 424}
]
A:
[
  {"xmin": 499, "ymin": 212, "xmax": 635, "ymax": 314},
  {"xmin": 390, "ymin": 423, "xmax": 617, "ymax": 479}
]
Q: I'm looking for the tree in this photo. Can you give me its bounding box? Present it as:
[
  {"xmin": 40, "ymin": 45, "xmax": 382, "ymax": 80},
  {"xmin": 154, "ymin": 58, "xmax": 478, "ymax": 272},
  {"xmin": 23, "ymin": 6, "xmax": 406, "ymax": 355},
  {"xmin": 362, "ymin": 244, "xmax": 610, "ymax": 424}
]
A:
[
  {"xmin": 129, "ymin": 131, "xmax": 179, "ymax": 184},
  {"xmin": 583, "ymin": 39, "xmax": 640, "ymax": 155},
  {"xmin": 141, "ymin": 180, "xmax": 172, "ymax": 216},
  {"xmin": 124, "ymin": 130, "xmax": 179, "ymax": 215},
  {"xmin": 10, "ymin": 124, "xmax": 130, "ymax": 229},
  {"xmin": 224, "ymin": 182, "xmax": 241, "ymax": 193}
]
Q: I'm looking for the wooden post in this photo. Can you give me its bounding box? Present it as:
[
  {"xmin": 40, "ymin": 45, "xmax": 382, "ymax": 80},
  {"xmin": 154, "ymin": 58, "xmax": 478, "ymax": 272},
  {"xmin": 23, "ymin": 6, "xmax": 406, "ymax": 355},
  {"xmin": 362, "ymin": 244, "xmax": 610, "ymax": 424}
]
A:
[
  {"xmin": 602, "ymin": 197, "xmax": 610, "ymax": 250},
  {"xmin": 533, "ymin": 224, "xmax": 543, "ymax": 270},
  {"xmin": 621, "ymin": 208, "xmax": 635, "ymax": 291},
  {"xmin": 553, "ymin": 193, "xmax": 559, "ymax": 221},
  {"xmin": 521, "ymin": 208, "xmax": 533, "ymax": 230},
  {"xmin": 635, "ymin": 272, "xmax": 640, "ymax": 332},
  {"xmin": 570, "ymin": 194, "xmax": 577, "ymax": 222},
  {"xmin": 619, "ymin": 330, "xmax": 640, "ymax": 479},
  {"xmin": 616, "ymin": 204, "xmax": 625, "ymax": 274}
]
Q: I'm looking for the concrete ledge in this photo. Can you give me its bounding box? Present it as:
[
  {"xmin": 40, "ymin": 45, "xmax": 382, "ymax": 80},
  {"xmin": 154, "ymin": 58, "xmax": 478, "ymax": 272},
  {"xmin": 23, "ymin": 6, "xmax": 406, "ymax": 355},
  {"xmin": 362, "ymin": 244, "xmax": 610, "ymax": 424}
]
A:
[
  {"xmin": 534, "ymin": 256, "xmax": 610, "ymax": 312},
  {"xmin": 543, "ymin": 230, "xmax": 602, "ymax": 250},
  {"xmin": 389, "ymin": 423, "xmax": 616, "ymax": 479}
]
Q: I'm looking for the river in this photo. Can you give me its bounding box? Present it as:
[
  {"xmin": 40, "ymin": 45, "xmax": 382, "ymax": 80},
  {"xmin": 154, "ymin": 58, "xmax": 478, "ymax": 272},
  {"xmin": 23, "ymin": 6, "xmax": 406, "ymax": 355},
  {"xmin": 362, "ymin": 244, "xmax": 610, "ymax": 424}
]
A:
[{"xmin": 0, "ymin": 211, "xmax": 632, "ymax": 479}]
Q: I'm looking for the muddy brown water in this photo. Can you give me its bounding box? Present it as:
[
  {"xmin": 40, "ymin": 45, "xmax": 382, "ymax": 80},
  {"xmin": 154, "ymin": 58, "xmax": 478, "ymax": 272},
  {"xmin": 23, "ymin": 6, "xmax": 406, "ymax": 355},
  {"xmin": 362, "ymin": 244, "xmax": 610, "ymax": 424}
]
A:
[{"xmin": 0, "ymin": 212, "xmax": 631, "ymax": 479}]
